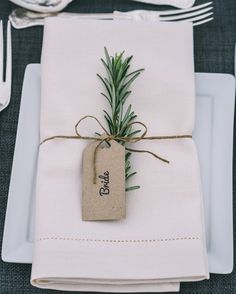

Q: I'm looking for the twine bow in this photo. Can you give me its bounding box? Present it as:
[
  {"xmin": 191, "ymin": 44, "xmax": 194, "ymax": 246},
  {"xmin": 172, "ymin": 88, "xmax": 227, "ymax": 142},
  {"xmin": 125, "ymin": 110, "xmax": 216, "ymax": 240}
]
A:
[{"xmin": 40, "ymin": 115, "xmax": 192, "ymax": 184}]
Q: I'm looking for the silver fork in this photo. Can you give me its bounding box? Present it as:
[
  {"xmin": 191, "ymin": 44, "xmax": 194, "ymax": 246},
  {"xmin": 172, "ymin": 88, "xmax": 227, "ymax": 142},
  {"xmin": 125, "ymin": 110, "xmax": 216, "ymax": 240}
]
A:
[
  {"xmin": 113, "ymin": 2, "xmax": 214, "ymax": 26},
  {"xmin": 0, "ymin": 21, "xmax": 12, "ymax": 112},
  {"xmin": 10, "ymin": 2, "xmax": 213, "ymax": 29}
]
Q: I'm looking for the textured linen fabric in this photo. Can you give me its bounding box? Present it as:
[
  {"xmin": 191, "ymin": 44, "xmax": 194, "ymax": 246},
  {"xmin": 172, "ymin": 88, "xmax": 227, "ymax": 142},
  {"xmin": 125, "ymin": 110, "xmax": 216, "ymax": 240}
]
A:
[
  {"xmin": 0, "ymin": 0, "xmax": 235, "ymax": 294},
  {"xmin": 31, "ymin": 18, "xmax": 208, "ymax": 292}
]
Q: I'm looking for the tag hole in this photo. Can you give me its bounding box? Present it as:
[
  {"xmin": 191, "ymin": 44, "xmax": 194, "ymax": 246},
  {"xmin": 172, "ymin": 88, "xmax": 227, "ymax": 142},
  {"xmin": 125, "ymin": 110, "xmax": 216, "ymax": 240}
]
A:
[{"xmin": 100, "ymin": 141, "xmax": 111, "ymax": 149}]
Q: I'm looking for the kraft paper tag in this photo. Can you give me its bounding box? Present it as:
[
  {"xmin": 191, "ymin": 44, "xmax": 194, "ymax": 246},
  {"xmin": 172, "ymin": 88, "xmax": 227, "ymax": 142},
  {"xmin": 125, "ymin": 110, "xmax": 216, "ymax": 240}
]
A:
[{"xmin": 82, "ymin": 139, "xmax": 126, "ymax": 221}]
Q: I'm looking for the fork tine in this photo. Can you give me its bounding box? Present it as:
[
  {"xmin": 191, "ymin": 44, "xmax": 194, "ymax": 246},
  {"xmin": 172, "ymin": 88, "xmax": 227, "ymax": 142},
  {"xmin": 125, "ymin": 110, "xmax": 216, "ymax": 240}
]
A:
[
  {"xmin": 160, "ymin": 6, "xmax": 213, "ymax": 21},
  {"xmin": 0, "ymin": 21, "xmax": 3, "ymax": 82},
  {"xmin": 5, "ymin": 21, "xmax": 11, "ymax": 84},
  {"xmin": 193, "ymin": 17, "xmax": 214, "ymax": 26},
  {"xmin": 169, "ymin": 12, "xmax": 214, "ymax": 23},
  {"xmin": 159, "ymin": 1, "xmax": 213, "ymax": 15}
]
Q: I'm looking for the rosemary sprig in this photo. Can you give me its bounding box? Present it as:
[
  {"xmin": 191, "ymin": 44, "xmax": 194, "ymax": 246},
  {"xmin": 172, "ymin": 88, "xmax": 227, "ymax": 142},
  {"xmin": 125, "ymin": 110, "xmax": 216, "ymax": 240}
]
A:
[{"xmin": 97, "ymin": 47, "xmax": 144, "ymax": 191}]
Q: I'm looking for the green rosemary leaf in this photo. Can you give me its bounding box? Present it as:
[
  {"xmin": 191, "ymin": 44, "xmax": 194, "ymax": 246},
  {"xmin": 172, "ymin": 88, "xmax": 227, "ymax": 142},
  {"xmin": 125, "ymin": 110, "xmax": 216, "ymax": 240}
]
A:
[
  {"xmin": 119, "ymin": 108, "xmax": 135, "ymax": 135},
  {"xmin": 126, "ymin": 185, "xmax": 141, "ymax": 192},
  {"xmin": 103, "ymin": 110, "xmax": 112, "ymax": 122},
  {"xmin": 104, "ymin": 116, "xmax": 112, "ymax": 132},
  {"xmin": 104, "ymin": 77, "xmax": 112, "ymax": 87},
  {"xmin": 117, "ymin": 66, "xmax": 128, "ymax": 85},
  {"xmin": 122, "ymin": 104, "xmax": 132, "ymax": 123},
  {"xmin": 104, "ymin": 47, "xmax": 112, "ymax": 69},
  {"xmin": 103, "ymin": 114, "xmax": 113, "ymax": 134},
  {"xmin": 126, "ymin": 171, "xmax": 137, "ymax": 180},
  {"xmin": 97, "ymin": 74, "xmax": 112, "ymax": 99},
  {"xmin": 119, "ymin": 73, "xmax": 142, "ymax": 98},
  {"xmin": 125, "ymin": 165, "xmax": 131, "ymax": 174},
  {"xmin": 123, "ymin": 56, "xmax": 133, "ymax": 67},
  {"xmin": 114, "ymin": 52, "xmax": 124, "ymax": 74},
  {"xmin": 101, "ymin": 58, "xmax": 113, "ymax": 81},
  {"xmin": 100, "ymin": 93, "xmax": 112, "ymax": 107},
  {"xmin": 126, "ymin": 68, "xmax": 145, "ymax": 78},
  {"xmin": 125, "ymin": 159, "xmax": 130, "ymax": 168},
  {"xmin": 116, "ymin": 91, "xmax": 131, "ymax": 110},
  {"xmin": 98, "ymin": 48, "xmax": 144, "ymax": 191},
  {"xmin": 125, "ymin": 152, "xmax": 132, "ymax": 161},
  {"xmin": 129, "ymin": 129, "xmax": 142, "ymax": 137}
]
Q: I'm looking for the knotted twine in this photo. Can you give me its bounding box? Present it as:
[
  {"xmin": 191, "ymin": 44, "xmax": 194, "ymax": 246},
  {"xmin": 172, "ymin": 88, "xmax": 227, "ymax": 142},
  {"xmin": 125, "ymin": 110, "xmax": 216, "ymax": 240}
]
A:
[{"xmin": 40, "ymin": 115, "xmax": 192, "ymax": 184}]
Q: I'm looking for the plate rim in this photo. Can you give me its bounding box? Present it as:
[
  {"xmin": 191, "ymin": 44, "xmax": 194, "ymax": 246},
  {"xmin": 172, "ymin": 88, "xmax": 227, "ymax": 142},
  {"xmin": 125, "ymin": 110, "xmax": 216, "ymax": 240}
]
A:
[{"xmin": 2, "ymin": 65, "xmax": 234, "ymax": 274}]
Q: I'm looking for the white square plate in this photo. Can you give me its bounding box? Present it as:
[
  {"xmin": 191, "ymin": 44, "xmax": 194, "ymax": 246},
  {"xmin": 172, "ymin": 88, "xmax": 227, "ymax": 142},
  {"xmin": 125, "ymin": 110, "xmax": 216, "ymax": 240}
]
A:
[{"xmin": 1, "ymin": 64, "xmax": 235, "ymax": 274}]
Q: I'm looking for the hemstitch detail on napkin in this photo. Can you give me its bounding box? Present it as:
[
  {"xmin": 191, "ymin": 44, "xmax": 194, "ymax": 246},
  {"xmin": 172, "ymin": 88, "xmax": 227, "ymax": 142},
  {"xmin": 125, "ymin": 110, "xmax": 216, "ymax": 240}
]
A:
[{"xmin": 36, "ymin": 236, "xmax": 200, "ymax": 243}]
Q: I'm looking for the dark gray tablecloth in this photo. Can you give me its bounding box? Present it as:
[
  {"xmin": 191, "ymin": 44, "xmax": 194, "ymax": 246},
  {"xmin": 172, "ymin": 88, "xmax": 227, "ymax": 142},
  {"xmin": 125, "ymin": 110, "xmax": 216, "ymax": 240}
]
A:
[{"xmin": 0, "ymin": 0, "xmax": 235, "ymax": 293}]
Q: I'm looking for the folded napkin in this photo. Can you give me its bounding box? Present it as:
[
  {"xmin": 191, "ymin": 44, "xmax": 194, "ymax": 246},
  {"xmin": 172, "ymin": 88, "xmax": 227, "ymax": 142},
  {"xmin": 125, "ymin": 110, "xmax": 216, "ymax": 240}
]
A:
[{"xmin": 31, "ymin": 17, "xmax": 208, "ymax": 292}]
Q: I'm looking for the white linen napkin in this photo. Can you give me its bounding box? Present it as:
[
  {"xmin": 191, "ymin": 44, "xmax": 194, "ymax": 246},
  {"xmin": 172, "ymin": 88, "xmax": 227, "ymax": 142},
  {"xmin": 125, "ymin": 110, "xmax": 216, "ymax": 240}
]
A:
[{"xmin": 31, "ymin": 17, "xmax": 208, "ymax": 292}]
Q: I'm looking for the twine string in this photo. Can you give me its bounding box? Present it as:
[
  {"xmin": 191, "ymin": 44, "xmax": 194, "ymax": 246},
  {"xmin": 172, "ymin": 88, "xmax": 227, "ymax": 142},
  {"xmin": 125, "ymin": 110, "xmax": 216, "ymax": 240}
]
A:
[{"xmin": 40, "ymin": 115, "xmax": 192, "ymax": 184}]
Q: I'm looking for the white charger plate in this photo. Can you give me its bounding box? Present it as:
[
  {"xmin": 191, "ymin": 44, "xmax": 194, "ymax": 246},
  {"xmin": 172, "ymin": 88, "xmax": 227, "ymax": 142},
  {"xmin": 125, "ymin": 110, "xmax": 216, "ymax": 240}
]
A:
[{"xmin": 1, "ymin": 64, "xmax": 235, "ymax": 274}]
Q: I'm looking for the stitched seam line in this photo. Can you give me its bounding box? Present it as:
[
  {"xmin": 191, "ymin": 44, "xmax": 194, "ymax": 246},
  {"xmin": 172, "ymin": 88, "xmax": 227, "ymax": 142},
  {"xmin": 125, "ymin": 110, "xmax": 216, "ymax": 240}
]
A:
[{"xmin": 36, "ymin": 236, "xmax": 200, "ymax": 243}]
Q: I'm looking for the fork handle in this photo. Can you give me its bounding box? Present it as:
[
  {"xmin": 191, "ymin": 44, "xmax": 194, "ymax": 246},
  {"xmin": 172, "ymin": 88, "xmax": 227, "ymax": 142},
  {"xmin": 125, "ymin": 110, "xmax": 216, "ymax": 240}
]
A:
[
  {"xmin": 131, "ymin": 0, "xmax": 195, "ymax": 9},
  {"xmin": 113, "ymin": 10, "xmax": 160, "ymax": 21}
]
